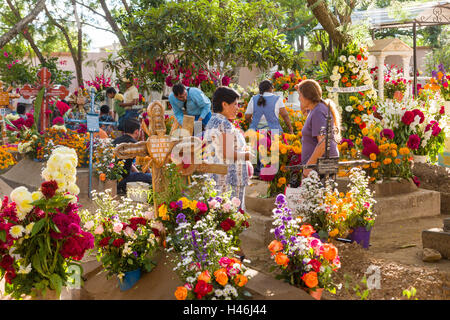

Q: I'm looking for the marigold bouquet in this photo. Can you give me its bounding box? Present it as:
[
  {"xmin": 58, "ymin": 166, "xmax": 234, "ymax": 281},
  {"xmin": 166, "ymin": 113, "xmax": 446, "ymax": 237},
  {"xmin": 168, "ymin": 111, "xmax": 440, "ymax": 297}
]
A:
[
  {"xmin": 0, "ymin": 147, "xmax": 93, "ymax": 299},
  {"xmin": 93, "ymin": 138, "xmax": 124, "ymax": 181},
  {"xmin": 269, "ymin": 194, "xmax": 341, "ymax": 295},
  {"xmin": 0, "ymin": 145, "xmax": 17, "ymax": 171},
  {"xmin": 81, "ymin": 190, "xmax": 161, "ymax": 281}
]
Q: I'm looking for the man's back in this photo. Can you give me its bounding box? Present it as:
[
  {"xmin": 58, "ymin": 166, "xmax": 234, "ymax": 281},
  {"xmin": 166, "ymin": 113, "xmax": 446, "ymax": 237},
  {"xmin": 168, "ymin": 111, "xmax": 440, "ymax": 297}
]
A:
[{"xmin": 113, "ymin": 134, "xmax": 137, "ymax": 178}]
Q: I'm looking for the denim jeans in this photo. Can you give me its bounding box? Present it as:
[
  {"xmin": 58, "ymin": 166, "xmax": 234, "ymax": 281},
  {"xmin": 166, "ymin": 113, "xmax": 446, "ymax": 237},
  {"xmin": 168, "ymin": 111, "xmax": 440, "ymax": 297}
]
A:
[{"xmin": 118, "ymin": 172, "xmax": 152, "ymax": 191}]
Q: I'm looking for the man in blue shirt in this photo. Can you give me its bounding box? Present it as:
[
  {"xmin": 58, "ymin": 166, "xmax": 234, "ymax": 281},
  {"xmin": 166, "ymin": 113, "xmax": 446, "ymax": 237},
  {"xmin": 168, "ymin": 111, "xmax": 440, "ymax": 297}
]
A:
[{"xmin": 168, "ymin": 83, "xmax": 212, "ymax": 127}]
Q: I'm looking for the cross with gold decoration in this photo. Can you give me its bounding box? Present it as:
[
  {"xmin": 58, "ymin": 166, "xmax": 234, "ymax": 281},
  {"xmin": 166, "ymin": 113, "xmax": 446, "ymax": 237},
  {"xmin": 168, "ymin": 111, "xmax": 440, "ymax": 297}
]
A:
[{"xmin": 114, "ymin": 101, "xmax": 227, "ymax": 213}]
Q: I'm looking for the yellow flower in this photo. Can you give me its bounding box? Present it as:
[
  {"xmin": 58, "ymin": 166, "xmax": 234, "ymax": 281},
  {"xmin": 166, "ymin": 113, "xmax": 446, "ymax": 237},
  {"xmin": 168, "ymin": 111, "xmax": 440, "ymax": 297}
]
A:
[
  {"xmin": 369, "ymin": 153, "xmax": 377, "ymax": 161},
  {"xmin": 329, "ymin": 229, "xmax": 339, "ymax": 237},
  {"xmin": 394, "ymin": 158, "xmax": 401, "ymax": 165},
  {"xmin": 399, "ymin": 147, "xmax": 410, "ymax": 155},
  {"xmin": 383, "ymin": 158, "xmax": 392, "ymax": 165},
  {"xmin": 361, "ymin": 128, "xmax": 369, "ymax": 136},
  {"xmin": 339, "ymin": 67, "xmax": 345, "ymax": 73},
  {"xmin": 158, "ymin": 204, "xmax": 168, "ymax": 219},
  {"xmin": 178, "ymin": 197, "xmax": 191, "ymax": 209},
  {"xmin": 278, "ymin": 177, "xmax": 287, "ymax": 185},
  {"xmin": 391, "ymin": 150, "xmax": 397, "ymax": 157}
]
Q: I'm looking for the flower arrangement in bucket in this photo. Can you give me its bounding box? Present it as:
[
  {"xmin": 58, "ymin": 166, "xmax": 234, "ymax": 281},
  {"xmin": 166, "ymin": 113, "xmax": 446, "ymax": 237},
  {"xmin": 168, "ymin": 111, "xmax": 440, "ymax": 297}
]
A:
[
  {"xmin": 168, "ymin": 214, "xmax": 251, "ymax": 300},
  {"xmin": 0, "ymin": 147, "xmax": 93, "ymax": 299},
  {"xmin": 92, "ymin": 138, "xmax": 125, "ymax": 182},
  {"xmin": 269, "ymin": 194, "xmax": 341, "ymax": 299},
  {"xmin": 424, "ymin": 64, "xmax": 450, "ymax": 101},
  {"xmin": 81, "ymin": 190, "xmax": 162, "ymax": 291}
]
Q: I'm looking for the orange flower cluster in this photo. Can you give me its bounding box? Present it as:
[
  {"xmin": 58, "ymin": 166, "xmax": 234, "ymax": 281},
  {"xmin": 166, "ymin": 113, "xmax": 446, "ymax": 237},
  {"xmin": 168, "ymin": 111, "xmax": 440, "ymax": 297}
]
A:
[
  {"xmin": 0, "ymin": 145, "xmax": 17, "ymax": 171},
  {"xmin": 37, "ymin": 128, "xmax": 89, "ymax": 166}
]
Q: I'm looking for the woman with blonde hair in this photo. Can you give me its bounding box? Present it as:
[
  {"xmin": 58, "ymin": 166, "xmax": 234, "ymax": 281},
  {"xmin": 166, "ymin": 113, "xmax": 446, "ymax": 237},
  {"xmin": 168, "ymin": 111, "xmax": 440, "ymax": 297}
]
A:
[{"xmin": 296, "ymin": 79, "xmax": 341, "ymax": 178}]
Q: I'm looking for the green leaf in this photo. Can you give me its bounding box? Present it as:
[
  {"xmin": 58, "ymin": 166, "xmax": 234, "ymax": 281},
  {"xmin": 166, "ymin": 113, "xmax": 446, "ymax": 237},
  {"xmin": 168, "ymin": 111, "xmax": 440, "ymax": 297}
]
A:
[
  {"xmin": 31, "ymin": 218, "xmax": 47, "ymax": 237},
  {"xmin": 49, "ymin": 273, "xmax": 62, "ymax": 298},
  {"xmin": 32, "ymin": 254, "xmax": 46, "ymax": 277},
  {"xmin": 0, "ymin": 230, "xmax": 6, "ymax": 242}
]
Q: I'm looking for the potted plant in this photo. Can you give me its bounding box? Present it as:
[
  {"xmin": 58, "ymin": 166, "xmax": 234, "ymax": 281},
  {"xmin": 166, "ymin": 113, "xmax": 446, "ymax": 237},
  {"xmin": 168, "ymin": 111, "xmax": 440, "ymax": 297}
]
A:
[
  {"xmin": 0, "ymin": 147, "xmax": 94, "ymax": 300},
  {"xmin": 345, "ymin": 168, "xmax": 376, "ymax": 249},
  {"xmin": 269, "ymin": 194, "xmax": 341, "ymax": 300},
  {"xmin": 81, "ymin": 190, "xmax": 161, "ymax": 291},
  {"xmin": 92, "ymin": 138, "xmax": 124, "ymax": 196}
]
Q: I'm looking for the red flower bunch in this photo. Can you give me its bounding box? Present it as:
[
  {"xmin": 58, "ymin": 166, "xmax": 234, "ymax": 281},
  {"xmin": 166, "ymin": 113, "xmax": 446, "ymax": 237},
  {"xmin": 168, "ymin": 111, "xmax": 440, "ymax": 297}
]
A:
[
  {"xmin": 52, "ymin": 117, "xmax": 64, "ymax": 126},
  {"xmin": 99, "ymin": 236, "xmax": 111, "ymax": 247},
  {"xmin": 194, "ymin": 280, "xmax": 213, "ymax": 299},
  {"xmin": 129, "ymin": 217, "xmax": 147, "ymax": 230},
  {"xmin": 41, "ymin": 180, "xmax": 58, "ymax": 198},
  {"xmin": 362, "ymin": 136, "xmax": 380, "ymax": 157},
  {"xmin": 407, "ymin": 134, "xmax": 421, "ymax": 150},
  {"xmin": 77, "ymin": 124, "xmax": 87, "ymax": 134},
  {"xmin": 412, "ymin": 109, "xmax": 425, "ymax": 124},
  {"xmin": 380, "ymin": 128, "xmax": 394, "ymax": 140},
  {"xmin": 112, "ymin": 238, "xmax": 125, "ymax": 247},
  {"xmin": 308, "ymin": 259, "xmax": 322, "ymax": 273},
  {"xmin": 56, "ymin": 101, "xmax": 70, "ymax": 116},
  {"xmin": 401, "ymin": 111, "xmax": 415, "ymax": 125},
  {"xmin": 220, "ymin": 218, "xmax": 236, "ymax": 232}
]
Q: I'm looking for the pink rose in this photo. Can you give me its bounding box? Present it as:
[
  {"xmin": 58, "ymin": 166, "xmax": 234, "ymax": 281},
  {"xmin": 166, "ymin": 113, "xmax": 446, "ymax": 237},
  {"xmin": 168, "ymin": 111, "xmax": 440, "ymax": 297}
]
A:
[
  {"xmin": 223, "ymin": 203, "xmax": 232, "ymax": 212},
  {"xmin": 124, "ymin": 226, "xmax": 134, "ymax": 237},
  {"xmin": 94, "ymin": 225, "xmax": 104, "ymax": 235},
  {"xmin": 84, "ymin": 221, "xmax": 95, "ymax": 230},
  {"xmin": 219, "ymin": 257, "xmax": 232, "ymax": 268},
  {"xmin": 109, "ymin": 163, "xmax": 114, "ymax": 168},
  {"xmin": 208, "ymin": 200, "xmax": 217, "ymax": 208},
  {"xmin": 184, "ymin": 283, "xmax": 193, "ymax": 291},
  {"xmin": 231, "ymin": 197, "xmax": 241, "ymax": 208},
  {"xmin": 113, "ymin": 222, "xmax": 123, "ymax": 233}
]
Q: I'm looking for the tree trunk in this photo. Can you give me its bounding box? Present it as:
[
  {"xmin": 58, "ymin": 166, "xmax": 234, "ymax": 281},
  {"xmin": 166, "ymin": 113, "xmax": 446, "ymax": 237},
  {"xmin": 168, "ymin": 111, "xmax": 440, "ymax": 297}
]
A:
[
  {"xmin": 45, "ymin": 5, "xmax": 83, "ymax": 87},
  {"xmin": 0, "ymin": 0, "xmax": 45, "ymax": 49},
  {"xmin": 306, "ymin": 0, "xmax": 350, "ymax": 47},
  {"xmin": 6, "ymin": 0, "xmax": 46, "ymax": 64},
  {"xmin": 72, "ymin": 0, "xmax": 83, "ymax": 87},
  {"xmin": 121, "ymin": 0, "xmax": 131, "ymax": 14},
  {"xmin": 99, "ymin": 0, "xmax": 128, "ymax": 48}
]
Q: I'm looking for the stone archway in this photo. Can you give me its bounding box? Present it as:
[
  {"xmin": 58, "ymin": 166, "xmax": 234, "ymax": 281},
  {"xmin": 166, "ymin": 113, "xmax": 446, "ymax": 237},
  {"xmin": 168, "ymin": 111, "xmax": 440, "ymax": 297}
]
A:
[{"xmin": 369, "ymin": 39, "xmax": 413, "ymax": 100}]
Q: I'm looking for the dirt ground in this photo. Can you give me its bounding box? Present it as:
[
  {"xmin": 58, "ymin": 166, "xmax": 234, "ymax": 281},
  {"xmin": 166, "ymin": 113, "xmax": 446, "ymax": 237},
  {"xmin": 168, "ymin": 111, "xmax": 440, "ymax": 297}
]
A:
[{"xmin": 241, "ymin": 214, "xmax": 450, "ymax": 300}]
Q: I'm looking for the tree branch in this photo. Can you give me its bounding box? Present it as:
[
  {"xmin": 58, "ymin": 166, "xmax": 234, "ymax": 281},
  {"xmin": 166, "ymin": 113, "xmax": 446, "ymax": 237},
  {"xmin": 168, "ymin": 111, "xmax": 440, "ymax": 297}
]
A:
[
  {"xmin": 0, "ymin": 0, "xmax": 45, "ymax": 49},
  {"xmin": 281, "ymin": 15, "xmax": 316, "ymax": 32},
  {"xmin": 6, "ymin": 0, "xmax": 46, "ymax": 63},
  {"xmin": 74, "ymin": 0, "xmax": 106, "ymax": 19},
  {"xmin": 99, "ymin": 0, "xmax": 128, "ymax": 47},
  {"xmin": 80, "ymin": 21, "xmax": 115, "ymax": 34},
  {"xmin": 121, "ymin": 0, "xmax": 131, "ymax": 14}
]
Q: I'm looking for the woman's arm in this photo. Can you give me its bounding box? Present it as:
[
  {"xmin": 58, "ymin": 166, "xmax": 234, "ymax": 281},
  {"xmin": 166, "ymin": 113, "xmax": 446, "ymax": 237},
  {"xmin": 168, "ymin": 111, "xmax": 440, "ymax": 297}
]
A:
[
  {"xmin": 303, "ymin": 135, "xmax": 326, "ymax": 177},
  {"xmin": 279, "ymin": 107, "xmax": 294, "ymax": 134}
]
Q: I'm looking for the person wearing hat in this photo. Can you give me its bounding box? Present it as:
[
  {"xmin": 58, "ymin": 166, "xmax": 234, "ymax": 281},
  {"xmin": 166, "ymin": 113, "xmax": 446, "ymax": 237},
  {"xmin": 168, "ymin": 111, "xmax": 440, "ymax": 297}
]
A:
[{"xmin": 119, "ymin": 77, "xmax": 140, "ymax": 131}]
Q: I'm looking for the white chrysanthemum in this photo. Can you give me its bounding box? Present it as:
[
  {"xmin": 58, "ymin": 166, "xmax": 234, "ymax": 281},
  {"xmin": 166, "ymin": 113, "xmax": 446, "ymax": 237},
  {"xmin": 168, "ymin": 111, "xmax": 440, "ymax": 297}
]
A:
[
  {"xmin": 10, "ymin": 225, "xmax": 24, "ymax": 239},
  {"xmin": 345, "ymin": 105, "xmax": 353, "ymax": 112},
  {"xmin": 67, "ymin": 183, "xmax": 80, "ymax": 195},
  {"xmin": 348, "ymin": 55, "xmax": 356, "ymax": 63},
  {"xmin": 31, "ymin": 191, "xmax": 43, "ymax": 202},
  {"xmin": 215, "ymin": 289, "xmax": 223, "ymax": 297},
  {"xmin": 10, "ymin": 186, "xmax": 33, "ymax": 217},
  {"xmin": 339, "ymin": 55, "xmax": 346, "ymax": 62}
]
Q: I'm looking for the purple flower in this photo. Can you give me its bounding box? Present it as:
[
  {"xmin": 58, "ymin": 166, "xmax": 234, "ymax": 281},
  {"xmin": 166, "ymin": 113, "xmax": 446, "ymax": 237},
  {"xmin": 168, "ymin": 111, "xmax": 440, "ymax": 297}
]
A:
[
  {"xmin": 176, "ymin": 200, "xmax": 183, "ymax": 209},
  {"xmin": 276, "ymin": 194, "xmax": 286, "ymax": 205},
  {"xmin": 176, "ymin": 213, "xmax": 186, "ymax": 224},
  {"xmin": 432, "ymin": 70, "xmax": 438, "ymax": 78},
  {"xmin": 133, "ymin": 251, "xmax": 138, "ymax": 258},
  {"xmin": 438, "ymin": 63, "xmax": 445, "ymax": 73}
]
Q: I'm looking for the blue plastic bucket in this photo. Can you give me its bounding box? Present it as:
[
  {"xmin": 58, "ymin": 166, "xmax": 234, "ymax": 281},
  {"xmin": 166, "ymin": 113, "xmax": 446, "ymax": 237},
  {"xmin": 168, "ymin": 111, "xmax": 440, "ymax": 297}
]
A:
[{"xmin": 118, "ymin": 268, "xmax": 141, "ymax": 291}]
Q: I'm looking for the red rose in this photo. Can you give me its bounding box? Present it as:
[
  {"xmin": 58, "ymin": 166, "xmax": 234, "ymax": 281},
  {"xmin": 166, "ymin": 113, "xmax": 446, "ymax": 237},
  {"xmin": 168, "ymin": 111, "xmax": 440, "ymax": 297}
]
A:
[
  {"xmin": 242, "ymin": 221, "xmax": 249, "ymax": 228},
  {"xmin": 194, "ymin": 280, "xmax": 213, "ymax": 299},
  {"xmin": 308, "ymin": 259, "xmax": 322, "ymax": 273},
  {"xmin": 5, "ymin": 269, "xmax": 16, "ymax": 284},
  {"xmin": 359, "ymin": 122, "xmax": 366, "ymax": 129},
  {"xmin": 281, "ymin": 83, "xmax": 290, "ymax": 91},
  {"xmin": 41, "ymin": 180, "xmax": 58, "ymax": 199},
  {"xmin": 99, "ymin": 236, "xmax": 111, "ymax": 247},
  {"xmin": 440, "ymin": 106, "xmax": 445, "ymax": 115},
  {"xmin": 112, "ymin": 238, "xmax": 125, "ymax": 247},
  {"xmin": 401, "ymin": 111, "xmax": 415, "ymax": 125},
  {"xmin": 151, "ymin": 228, "xmax": 160, "ymax": 237},
  {"xmin": 220, "ymin": 218, "xmax": 236, "ymax": 232}
]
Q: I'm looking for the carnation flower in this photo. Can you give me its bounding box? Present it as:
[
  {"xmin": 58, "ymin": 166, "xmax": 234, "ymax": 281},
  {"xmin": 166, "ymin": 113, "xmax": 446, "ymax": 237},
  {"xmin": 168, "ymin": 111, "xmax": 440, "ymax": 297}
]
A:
[
  {"xmin": 413, "ymin": 176, "xmax": 420, "ymax": 187},
  {"xmin": 412, "ymin": 109, "xmax": 425, "ymax": 124},
  {"xmin": 52, "ymin": 117, "xmax": 64, "ymax": 126}
]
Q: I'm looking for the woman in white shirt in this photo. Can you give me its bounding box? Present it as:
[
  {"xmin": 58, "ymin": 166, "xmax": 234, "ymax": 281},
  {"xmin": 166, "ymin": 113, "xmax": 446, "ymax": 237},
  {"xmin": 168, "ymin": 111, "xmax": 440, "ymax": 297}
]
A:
[{"xmin": 245, "ymin": 80, "xmax": 293, "ymax": 134}]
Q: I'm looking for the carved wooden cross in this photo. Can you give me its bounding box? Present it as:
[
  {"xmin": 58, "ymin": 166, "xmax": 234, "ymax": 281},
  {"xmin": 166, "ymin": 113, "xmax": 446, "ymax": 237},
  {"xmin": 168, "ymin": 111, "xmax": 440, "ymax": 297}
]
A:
[
  {"xmin": 19, "ymin": 67, "xmax": 69, "ymax": 130},
  {"xmin": 114, "ymin": 101, "xmax": 227, "ymax": 212}
]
